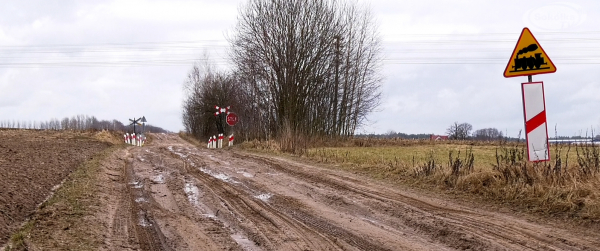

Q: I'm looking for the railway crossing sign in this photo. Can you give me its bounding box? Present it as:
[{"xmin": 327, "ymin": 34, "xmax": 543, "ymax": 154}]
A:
[
  {"xmin": 129, "ymin": 117, "xmax": 141, "ymax": 134},
  {"xmin": 504, "ymin": 28, "xmax": 556, "ymax": 78},
  {"xmin": 214, "ymin": 106, "xmax": 229, "ymax": 116}
]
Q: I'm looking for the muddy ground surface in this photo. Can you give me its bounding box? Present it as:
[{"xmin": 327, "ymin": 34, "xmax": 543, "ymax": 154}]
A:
[
  {"xmin": 0, "ymin": 130, "xmax": 110, "ymax": 245},
  {"xmin": 4, "ymin": 132, "xmax": 600, "ymax": 250},
  {"xmin": 91, "ymin": 133, "xmax": 600, "ymax": 250}
]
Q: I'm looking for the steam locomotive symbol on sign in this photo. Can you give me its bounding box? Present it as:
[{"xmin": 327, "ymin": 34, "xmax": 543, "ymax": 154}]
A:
[{"xmin": 510, "ymin": 44, "xmax": 550, "ymax": 72}]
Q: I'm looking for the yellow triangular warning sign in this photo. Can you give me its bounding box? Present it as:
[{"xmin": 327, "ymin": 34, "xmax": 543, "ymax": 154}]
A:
[{"xmin": 504, "ymin": 28, "xmax": 556, "ymax": 78}]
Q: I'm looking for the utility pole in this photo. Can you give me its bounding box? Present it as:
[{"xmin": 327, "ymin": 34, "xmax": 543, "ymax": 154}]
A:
[{"xmin": 332, "ymin": 35, "xmax": 341, "ymax": 136}]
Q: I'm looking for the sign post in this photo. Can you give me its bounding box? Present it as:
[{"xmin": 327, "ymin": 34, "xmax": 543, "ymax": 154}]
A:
[
  {"xmin": 214, "ymin": 106, "xmax": 229, "ymax": 137},
  {"xmin": 504, "ymin": 27, "xmax": 556, "ymax": 162},
  {"xmin": 140, "ymin": 116, "xmax": 147, "ymax": 133}
]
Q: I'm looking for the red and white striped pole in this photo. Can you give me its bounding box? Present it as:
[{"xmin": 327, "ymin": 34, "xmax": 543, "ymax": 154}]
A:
[
  {"xmin": 522, "ymin": 81, "xmax": 550, "ymax": 161},
  {"xmin": 229, "ymin": 134, "xmax": 234, "ymax": 147}
]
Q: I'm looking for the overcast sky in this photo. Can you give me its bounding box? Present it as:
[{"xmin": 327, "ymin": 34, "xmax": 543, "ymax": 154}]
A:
[{"xmin": 0, "ymin": 0, "xmax": 598, "ymax": 137}]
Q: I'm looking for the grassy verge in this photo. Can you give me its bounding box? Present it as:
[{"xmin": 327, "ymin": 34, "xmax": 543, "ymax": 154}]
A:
[{"xmin": 4, "ymin": 144, "xmax": 124, "ymax": 251}]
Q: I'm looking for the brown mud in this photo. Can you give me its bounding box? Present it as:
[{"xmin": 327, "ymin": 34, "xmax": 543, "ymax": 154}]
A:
[
  {"xmin": 4, "ymin": 132, "xmax": 600, "ymax": 250},
  {"xmin": 99, "ymin": 133, "xmax": 600, "ymax": 250}
]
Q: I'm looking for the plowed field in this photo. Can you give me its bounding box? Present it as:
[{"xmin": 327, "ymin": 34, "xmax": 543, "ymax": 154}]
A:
[{"xmin": 0, "ymin": 130, "xmax": 110, "ymax": 245}]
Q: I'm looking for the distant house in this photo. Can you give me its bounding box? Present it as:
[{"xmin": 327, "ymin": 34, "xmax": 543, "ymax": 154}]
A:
[{"xmin": 430, "ymin": 135, "xmax": 449, "ymax": 141}]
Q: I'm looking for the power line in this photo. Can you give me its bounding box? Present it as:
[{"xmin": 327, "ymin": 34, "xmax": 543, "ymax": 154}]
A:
[{"xmin": 0, "ymin": 30, "xmax": 599, "ymax": 68}]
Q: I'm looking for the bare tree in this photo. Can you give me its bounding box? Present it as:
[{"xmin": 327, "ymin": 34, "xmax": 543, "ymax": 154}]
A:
[
  {"xmin": 229, "ymin": 0, "xmax": 382, "ymax": 139},
  {"xmin": 446, "ymin": 122, "xmax": 473, "ymax": 140}
]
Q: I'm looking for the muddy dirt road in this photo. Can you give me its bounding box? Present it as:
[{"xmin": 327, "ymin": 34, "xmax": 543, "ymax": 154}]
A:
[{"xmin": 96, "ymin": 133, "xmax": 600, "ymax": 251}]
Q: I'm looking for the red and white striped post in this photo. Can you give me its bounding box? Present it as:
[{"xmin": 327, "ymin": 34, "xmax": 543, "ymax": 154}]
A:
[
  {"xmin": 215, "ymin": 106, "xmax": 230, "ymax": 149},
  {"xmin": 228, "ymin": 134, "xmax": 234, "ymax": 147},
  {"xmin": 522, "ymin": 81, "xmax": 550, "ymax": 161}
]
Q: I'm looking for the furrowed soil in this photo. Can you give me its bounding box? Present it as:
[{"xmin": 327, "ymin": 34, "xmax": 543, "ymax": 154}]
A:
[
  {"xmin": 0, "ymin": 130, "xmax": 111, "ymax": 246},
  {"xmin": 4, "ymin": 132, "xmax": 600, "ymax": 250}
]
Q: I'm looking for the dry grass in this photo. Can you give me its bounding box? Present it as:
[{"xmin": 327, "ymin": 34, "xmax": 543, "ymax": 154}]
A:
[
  {"xmin": 93, "ymin": 130, "xmax": 127, "ymax": 145},
  {"xmin": 179, "ymin": 131, "xmax": 203, "ymax": 146}
]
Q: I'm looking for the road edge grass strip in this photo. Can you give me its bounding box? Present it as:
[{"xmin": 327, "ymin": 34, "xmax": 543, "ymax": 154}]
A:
[{"xmin": 4, "ymin": 144, "xmax": 125, "ymax": 251}]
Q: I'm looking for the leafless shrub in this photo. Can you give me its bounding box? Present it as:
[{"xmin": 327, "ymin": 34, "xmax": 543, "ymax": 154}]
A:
[
  {"xmin": 449, "ymin": 147, "xmax": 474, "ymax": 176},
  {"xmin": 575, "ymin": 142, "xmax": 600, "ymax": 178},
  {"xmin": 414, "ymin": 150, "xmax": 438, "ymax": 177},
  {"xmin": 493, "ymin": 131, "xmax": 529, "ymax": 184}
]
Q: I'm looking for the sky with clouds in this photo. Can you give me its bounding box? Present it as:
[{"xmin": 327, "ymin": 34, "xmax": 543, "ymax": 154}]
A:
[{"xmin": 0, "ymin": 0, "xmax": 598, "ymax": 137}]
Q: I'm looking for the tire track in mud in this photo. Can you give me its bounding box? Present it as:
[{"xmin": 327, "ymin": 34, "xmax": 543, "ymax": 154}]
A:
[
  {"xmin": 124, "ymin": 156, "xmax": 171, "ymax": 251},
  {"xmin": 166, "ymin": 142, "xmax": 489, "ymax": 250},
  {"xmin": 172, "ymin": 151, "xmax": 340, "ymax": 250},
  {"xmin": 269, "ymin": 196, "xmax": 391, "ymax": 251},
  {"xmin": 165, "ymin": 143, "xmax": 394, "ymax": 251},
  {"xmin": 235, "ymin": 153, "xmax": 491, "ymax": 250},
  {"xmin": 132, "ymin": 145, "xmax": 244, "ymax": 251},
  {"xmin": 239, "ymin": 153, "xmax": 600, "ymax": 251}
]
